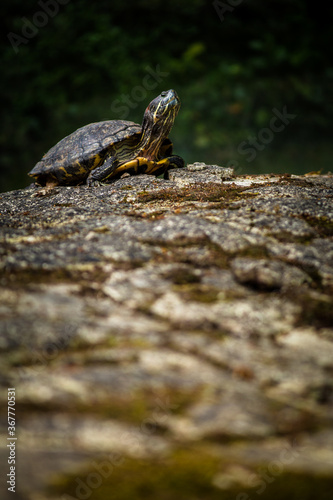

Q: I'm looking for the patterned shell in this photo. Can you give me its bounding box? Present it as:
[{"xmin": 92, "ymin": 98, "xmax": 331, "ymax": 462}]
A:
[{"xmin": 29, "ymin": 120, "xmax": 142, "ymax": 185}]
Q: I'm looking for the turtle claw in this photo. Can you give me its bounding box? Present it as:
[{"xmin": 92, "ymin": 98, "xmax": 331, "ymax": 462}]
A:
[{"xmin": 86, "ymin": 177, "xmax": 102, "ymax": 187}]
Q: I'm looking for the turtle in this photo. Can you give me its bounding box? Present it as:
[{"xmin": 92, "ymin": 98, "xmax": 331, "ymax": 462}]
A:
[{"xmin": 28, "ymin": 89, "xmax": 184, "ymax": 187}]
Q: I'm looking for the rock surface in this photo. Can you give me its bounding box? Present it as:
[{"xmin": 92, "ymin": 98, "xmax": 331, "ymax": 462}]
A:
[{"xmin": 1, "ymin": 164, "xmax": 333, "ymax": 500}]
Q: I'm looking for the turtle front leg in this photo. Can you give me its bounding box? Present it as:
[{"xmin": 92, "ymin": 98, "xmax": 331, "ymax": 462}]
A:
[
  {"xmin": 87, "ymin": 155, "xmax": 185, "ymax": 185},
  {"xmin": 151, "ymin": 155, "xmax": 185, "ymax": 179},
  {"xmin": 86, "ymin": 155, "xmax": 119, "ymax": 186},
  {"xmin": 109, "ymin": 155, "xmax": 185, "ymax": 180}
]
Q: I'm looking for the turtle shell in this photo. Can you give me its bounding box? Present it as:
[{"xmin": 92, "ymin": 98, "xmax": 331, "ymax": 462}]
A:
[{"xmin": 29, "ymin": 120, "xmax": 142, "ymax": 186}]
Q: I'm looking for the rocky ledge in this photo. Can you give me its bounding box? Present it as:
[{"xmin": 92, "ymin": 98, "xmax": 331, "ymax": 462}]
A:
[{"xmin": 1, "ymin": 164, "xmax": 333, "ymax": 500}]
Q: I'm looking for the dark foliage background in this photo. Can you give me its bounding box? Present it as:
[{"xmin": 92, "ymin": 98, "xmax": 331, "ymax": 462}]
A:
[{"xmin": 1, "ymin": 0, "xmax": 332, "ymax": 191}]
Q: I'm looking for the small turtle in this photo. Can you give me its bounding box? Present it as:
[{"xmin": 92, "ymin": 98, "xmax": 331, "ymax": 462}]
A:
[{"xmin": 28, "ymin": 89, "xmax": 184, "ymax": 186}]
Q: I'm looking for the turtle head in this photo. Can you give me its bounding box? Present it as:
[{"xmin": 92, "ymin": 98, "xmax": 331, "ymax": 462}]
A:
[
  {"xmin": 141, "ymin": 90, "xmax": 181, "ymax": 158},
  {"xmin": 145, "ymin": 89, "xmax": 180, "ymax": 121}
]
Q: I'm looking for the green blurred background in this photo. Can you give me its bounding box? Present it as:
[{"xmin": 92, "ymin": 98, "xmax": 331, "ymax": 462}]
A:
[{"xmin": 1, "ymin": 0, "xmax": 332, "ymax": 191}]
